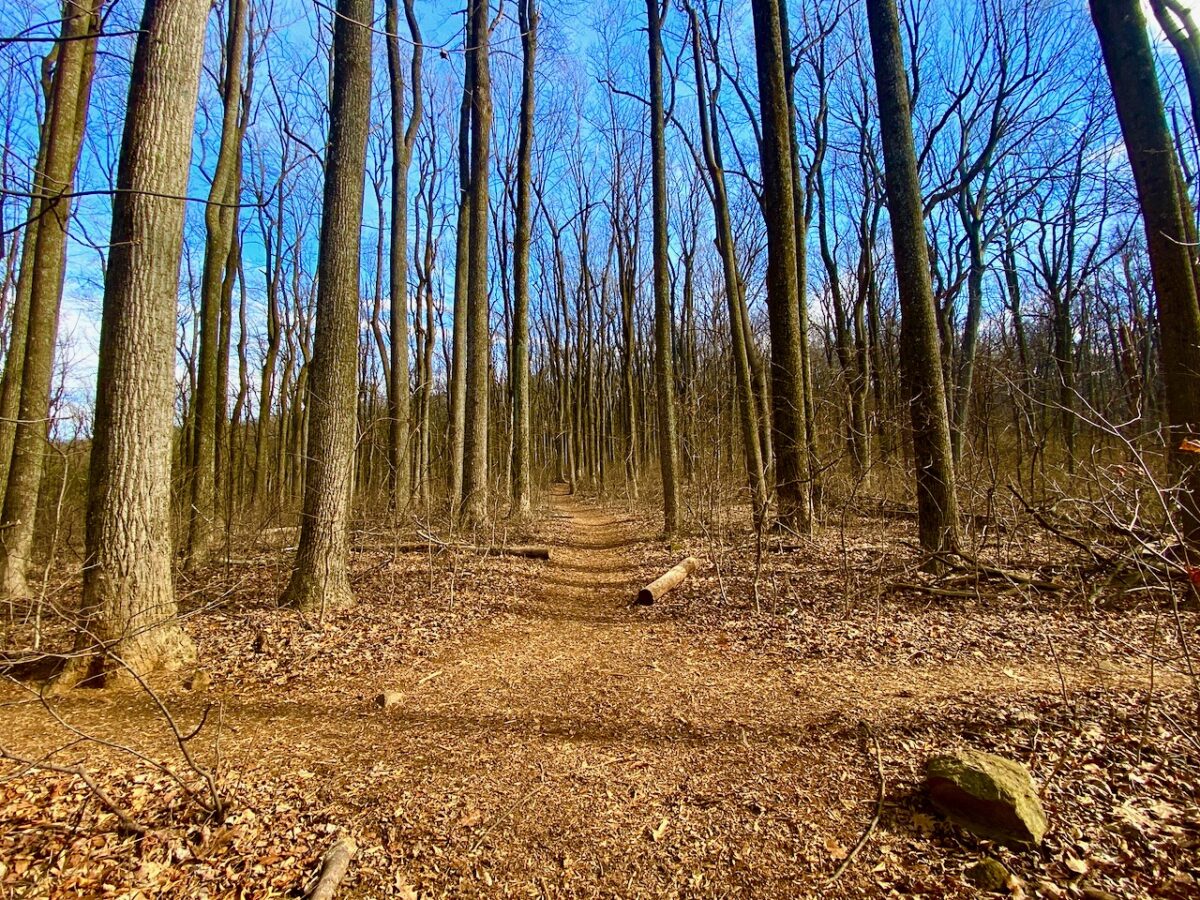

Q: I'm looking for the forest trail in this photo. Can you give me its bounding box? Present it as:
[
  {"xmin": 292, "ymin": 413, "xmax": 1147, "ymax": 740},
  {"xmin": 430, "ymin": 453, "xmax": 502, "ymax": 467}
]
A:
[
  {"xmin": 4, "ymin": 488, "xmax": 1179, "ymax": 897},
  {"xmin": 277, "ymin": 486, "xmax": 1139, "ymax": 897}
]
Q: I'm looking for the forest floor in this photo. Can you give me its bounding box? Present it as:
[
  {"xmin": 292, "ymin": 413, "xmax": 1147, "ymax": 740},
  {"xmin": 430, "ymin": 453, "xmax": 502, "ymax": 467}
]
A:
[{"xmin": 2, "ymin": 486, "xmax": 1199, "ymax": 898}]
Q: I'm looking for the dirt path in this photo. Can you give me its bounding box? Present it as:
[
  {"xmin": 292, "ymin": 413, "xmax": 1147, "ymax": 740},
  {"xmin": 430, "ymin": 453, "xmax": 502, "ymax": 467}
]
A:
[
  {"xmin": 5, "ymin": 489, "xmax": 1181, "ymax": 897},
  {"xmin": 293, "ymin": 489, "xmax": 1130, "ymax": 897}
]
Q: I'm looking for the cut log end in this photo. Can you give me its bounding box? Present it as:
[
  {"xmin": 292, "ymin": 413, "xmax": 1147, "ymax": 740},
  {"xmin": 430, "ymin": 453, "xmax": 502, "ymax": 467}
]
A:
[{"xmin": 636, "ymin": 556, "xmax": 702, "ymax": 605}]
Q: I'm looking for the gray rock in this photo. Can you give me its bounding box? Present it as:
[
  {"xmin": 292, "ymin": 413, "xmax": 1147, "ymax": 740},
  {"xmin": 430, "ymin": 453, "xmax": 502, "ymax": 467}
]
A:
[
  {"xmin": 965, "ymin": 857, "xmax": 1010, "ymax": 892},
  {"xmin": 925, "ymin": 749, "xmax": 1048, "ymax": 845}
]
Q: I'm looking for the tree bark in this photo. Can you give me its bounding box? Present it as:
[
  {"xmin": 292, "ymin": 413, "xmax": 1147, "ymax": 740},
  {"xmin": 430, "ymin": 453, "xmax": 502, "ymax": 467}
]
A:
[
  {"xmin": 279, "ymin": 0, "xmax": 372, "ymax": 613},
  {"xmin": 0, "ymin": 0, "xmax": 103, "ymax": 598},
  {"xmin": 686, "ymin": 4, "xmax": 767, "ymax": 523},
  {"xmin": 447, "ymin": 50, "xmax": 472, "ymax": 511},
  {"xmin": 385, "ymin": 0, "xmax": 422, "ymax": 512},
  {"xmin": 865, "ymin": 0, "xmax": 961, "ymax": 560},
  {"xmin": 1092, "ymin": 0, "xmax": 1200, "ymax": 543},
  {"xmin": 647, "ymin": 0, "xmax": 681, "ymax": 536},
  {"xmin": 461, "ymin": 0, "xmax": 493, "ymax": 526},
  {"xmin": 750, "ymin": 0, "xmax": 812, "ymax": 534},
  {"xmin": 511, "ymin": 0, "xmax": 538, "ymax": 518},
  {"xmin": 185, "ymin": 0, "xmax": 246, "ymax": 570},
  {"xmin": 56, "ymin": 0, "xmax": 207, "ymax": 687}
]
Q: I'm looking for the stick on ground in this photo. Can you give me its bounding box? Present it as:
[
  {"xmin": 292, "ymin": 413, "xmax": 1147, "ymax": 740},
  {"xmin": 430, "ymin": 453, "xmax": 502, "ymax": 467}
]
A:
[{"xmin": 828, "ymin": 723, "xmax": 885, "ymax": 883}]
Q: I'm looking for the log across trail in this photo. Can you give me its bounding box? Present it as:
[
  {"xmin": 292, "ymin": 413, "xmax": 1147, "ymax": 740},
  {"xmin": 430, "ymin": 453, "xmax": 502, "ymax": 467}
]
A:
[{"xmin": 636, "ymin": 556, "xmax": 702, "ymax": 604}]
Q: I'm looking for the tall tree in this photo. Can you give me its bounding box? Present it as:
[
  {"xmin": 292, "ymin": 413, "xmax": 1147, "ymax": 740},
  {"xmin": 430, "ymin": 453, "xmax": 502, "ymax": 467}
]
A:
[
  {"xmin": 1091, "ymin": 0, "xmax": 1200, "ymax": 542},
  {"xmin": 185, "ymin": 0, "xmax": 247, "ymax": 569},
  {"xmin": 447, "ymin": 31, "xmax": 472, "ymax": 510},
  {"xmin": 749, "ymin": 0, "xmax": 812, "ymax": 534},
  {"xmin": 385, "ymin": 0, "xmax": 423, "ymax": 511},
  {"xmin": 511, "ymin": 0, "xmax": 538, "ymax": 518},
  {"xmin": 461, "ymin": 0, "xmax": 493, "ymax": 525},
  {"xmin": 866, "ymin": 0, "xmax": 961, "ymax": 559},
  {"xmin": 0, "ymin": 0, "xmax": 104, "ymax": 598},
  {"xmin": 279, "ymin": 0, "xmax": 372, "ymax": 612},
  {"xmin": 55, "ymin": 0, "xmax": 208, "ymax": 687},
  {"xmin": 647, "ymin": 0, "xmax": 681, "ymax": 535},
  {"xmin": 686, "ymin": 1, "xmax": 768, "ymax": 522}
]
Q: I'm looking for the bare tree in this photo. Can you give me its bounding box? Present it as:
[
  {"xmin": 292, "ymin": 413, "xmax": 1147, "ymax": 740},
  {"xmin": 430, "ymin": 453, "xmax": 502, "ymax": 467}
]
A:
[
  {"xmin": 56, "ymin": 0, "xmax": 209, "ymax": 687},
  {"xmin": 1091, "ymin": 0, "xmax": 1200, "ymax": 543},
  {"xmin": 511, "ymin": 0, "xmax": 538, "ymax": 518},
  {"xmin": 865, "ymin": 0, "xmax": 960, "ymax": 559},
  {"xmin": 647, "ymin": 0, "xmax": 681, "ymax": 535},
  {"xmin": 0, "ymin": 0, "xmax": 104, "ymax": 598},
  {"xmin": 279, "ymin": 0, "xmax": 373, "ymax": 612},
  {"xmin": 461, "ymin": 0, "xmax": 494, "ymax": 525},
  {"xmin": 185, "ymin": 0, "xmax": 248, "ymax": 569},
  {"xmin": 385, "ymin": 0, "xmax": 423, "ymax": 511},
  {"xmin": 750, "ymin": 0, "xmax": 812, "ymax": 534}
]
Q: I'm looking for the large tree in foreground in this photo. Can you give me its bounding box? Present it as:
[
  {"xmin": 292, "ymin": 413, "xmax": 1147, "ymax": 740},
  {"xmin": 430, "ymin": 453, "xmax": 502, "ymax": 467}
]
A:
[
  {"xmin": 647, "ymin": 0, "xmax": 681, "ymax": 536},
  {"xmin": 56, "ymin": 0, "xmax": 208, "ymax": 687},
  {"xmin": 280, "ymin": 0, "xmax": 372, "ymax": 612},
  {"xmin": 865, "ymin": 0, "xmax": 960, "ymax": 559},
  {"xmin": 1091, "ymin": 0, "xmax": 1200, "ymax": 543},
  {"xmin": 749, "ymin": 0, "xmax": 812, "ymax": 535}
]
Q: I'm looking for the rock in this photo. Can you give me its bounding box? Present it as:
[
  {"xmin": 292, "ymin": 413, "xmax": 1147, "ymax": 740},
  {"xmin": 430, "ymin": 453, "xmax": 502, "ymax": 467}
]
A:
[
  {"xmin": 182, "ymin": 669, "xmax": 210, "ymax": 692},
  {"xmin": 965, "ymin": 857, "xmax": 1010, "ymax": 892},
  {"xmin": 925, "ymin": 749, "xmax": 1048, "ymax": 844},
  {"xmin": 374, "ymin": 691, "xmax": 402, "ymax": 709}
]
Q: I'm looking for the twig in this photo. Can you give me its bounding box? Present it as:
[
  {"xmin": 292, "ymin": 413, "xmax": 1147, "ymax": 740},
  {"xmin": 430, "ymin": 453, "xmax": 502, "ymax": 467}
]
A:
[
  {"xmin": 0, "ymin": 745, "xmax": 147, "ymax": 834},
  {"xmin": 828, "ymin": 723, "xmax": 884, "ymax": 883}
]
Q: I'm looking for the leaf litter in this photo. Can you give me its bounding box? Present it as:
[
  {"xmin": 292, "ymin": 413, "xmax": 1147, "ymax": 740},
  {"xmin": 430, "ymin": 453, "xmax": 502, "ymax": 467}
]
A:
[{"xmin": 1, "ymin": 493, "xmax": 1197, "ymax": 897}]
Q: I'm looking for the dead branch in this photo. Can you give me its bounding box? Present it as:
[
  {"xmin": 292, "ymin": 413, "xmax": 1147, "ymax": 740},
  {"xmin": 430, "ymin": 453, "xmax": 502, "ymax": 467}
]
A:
[
  {"xmin": 828, "ymin": 723, "xmax": 884, "ymax": 883},
  {"xmin": 306, "ymin": 834, "xmax": 357, "ymax": 900},
  {"xmin": 0, "ymin": 745, "xmax": 147, "ymax": 834},
  {"xmin": 354, "ymin": 542, "xmax": 553, "ymax": 560}
]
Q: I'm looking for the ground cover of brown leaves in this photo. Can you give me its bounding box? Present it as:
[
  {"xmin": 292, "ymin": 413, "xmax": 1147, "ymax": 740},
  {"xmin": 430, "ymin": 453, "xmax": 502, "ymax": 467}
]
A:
[{"xmin": 2, "ymin": 489, "xmax": 1198, "ymax": 898}]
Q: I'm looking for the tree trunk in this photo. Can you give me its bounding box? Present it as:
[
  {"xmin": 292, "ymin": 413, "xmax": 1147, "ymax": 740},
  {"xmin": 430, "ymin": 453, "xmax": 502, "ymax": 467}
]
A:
[
  {"xmin": 647, "ymin": 0, "xmax": 681, "ymax": 536},
  {"xmin": 0, "ymin": 0, "xmax": 103, "ymax": 598},
  {"xmin": 279, "ymin": 0, "xmax": 372, "ymax": 613},
  {"xmin": 1092, "ymin": 0, "xmax": 1200, "ymax": 543},
  {"xmin": 385, "ymin": 0, "xmax": 422, "ymax": 513},
  {"xmin": 511, "ymin": 0, "xmax": 538, "ymax": 518},
  {"xmin": 865, "ymin": 0, "xmax": 960, "ymax": 560},
  {"xmin": 185, "ymin": 0, "xmax": 246, "ymax": 570},
  {"xmin": 687, "ymin": 4, "xmax": 767, "ymax": 523},
  {"xmin": 447, "ymin": 60, "xmax": 472, "ymax": 511},
  {"xmin": 56, "ymin": 0, "xmax": 207, "ymax": 687},
  {"xmin": 461, "ymin": 0, "xmax": 493, "ymax": 526},
  {"xmin": 750, "ymin": 0, "xmax": 812, "ymax": 535}
]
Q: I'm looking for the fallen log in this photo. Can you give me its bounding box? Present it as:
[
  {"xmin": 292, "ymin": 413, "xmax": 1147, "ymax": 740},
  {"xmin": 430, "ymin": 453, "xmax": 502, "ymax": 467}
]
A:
[
  {"xmin": 306, "ymin": 835, "xmax": 357, "ymax": 900},
  {"xmin": 636, "ymin": 557, "xmax": 702, "ymax": 605},
  {"xmin": 381, "ymin": 543, "xmax": 552, "ymax": 560}
]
